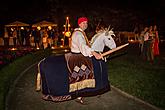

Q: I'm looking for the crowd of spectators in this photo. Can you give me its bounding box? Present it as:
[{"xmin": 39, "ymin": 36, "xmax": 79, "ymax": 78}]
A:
[
  {"xmin": 138, "ymin": 25, "xmax": 160, "ymax": 63},
  {"xmin": 1, "ymin": 26, "xmax": 61, "ymax": 49}
]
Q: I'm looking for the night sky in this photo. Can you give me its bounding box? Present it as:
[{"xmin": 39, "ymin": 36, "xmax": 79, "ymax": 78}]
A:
[
  {"xmin": 0, "ymin": 0, "xmax": 165, "ymax": 35},
  {"xmin": 0, "ymin": 0, "xmax": 164, "ymax": 20}
]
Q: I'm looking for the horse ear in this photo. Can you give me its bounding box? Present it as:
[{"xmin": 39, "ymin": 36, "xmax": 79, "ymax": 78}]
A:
[
  {"xmin": 105, "ymin": 25, "xmax": 111, "ymax": 36},
  {"xmin": 110, "ymin": 28, "xmax": 114, "ymax": 31},
  {"xmin": 107, "ymin": 25, "xmax": 111, "ymax": 31}
]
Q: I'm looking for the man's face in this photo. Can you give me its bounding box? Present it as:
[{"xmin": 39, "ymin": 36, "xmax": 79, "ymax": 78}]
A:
[{"xmin": 79, "ymin": 21, "xmax": 88, "ymax": 30}]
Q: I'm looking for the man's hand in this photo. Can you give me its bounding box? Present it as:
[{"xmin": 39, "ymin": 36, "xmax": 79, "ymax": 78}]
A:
[{"xmin": 91, "ymin": 51, "xmax": 103, "ymax": 60}]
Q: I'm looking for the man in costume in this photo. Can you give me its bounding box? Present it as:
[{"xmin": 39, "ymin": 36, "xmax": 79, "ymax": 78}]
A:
[
  {"xmin": 71, "ymin": 17, "xmax": 102, "ymax": 59},
  {"xmin": 67, "ymin": 17, "xmax": 107, "ymax": 103},
  {"xmin": 37, "ymin": 17, "xmax": 113, "ymax": 104}
]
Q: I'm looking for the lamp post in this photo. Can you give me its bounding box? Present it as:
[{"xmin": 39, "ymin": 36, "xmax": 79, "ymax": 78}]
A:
[{"xmin": 63, "ymin": 16, "xmax": 71, "ymax": 47}]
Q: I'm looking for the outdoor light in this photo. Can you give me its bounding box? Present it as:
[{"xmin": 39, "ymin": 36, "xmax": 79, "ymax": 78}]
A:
[
  {"xmin": 21, "ymin": 27, "xmax": 24, "ymax": 30},
  {"xmin": 64, "ymin": 49, "xmax": 68, "ymax": 52},
  {"xmin": 11, "ymin": 28, "xmax": 14, "ymax": 31},
  {"xmin": 51, "ymin": 46, "xmax": 55, "ymax": 49},
  {"xmin": 62, "ymin": 16, "xmax": 71, "ymax": 46},
  {"xmin": 11, "ymin": 48, "xmax": 17, "ymax": 51},
  {"xmin": 65, "ymin": 31, "xmax": 71, "ymax": 37},
  {"xmin": 48, "ymin": 26, "xmax": 52, "ymax": 30},
  {"xmin": 37, "ymin": 26, "xmax": 41, "ymax": 30}
]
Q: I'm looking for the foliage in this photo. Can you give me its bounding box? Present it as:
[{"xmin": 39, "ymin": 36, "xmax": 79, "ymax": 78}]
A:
[{"xmin": 0, "ymin": 48, "xmax": 36, "ymax": 69}]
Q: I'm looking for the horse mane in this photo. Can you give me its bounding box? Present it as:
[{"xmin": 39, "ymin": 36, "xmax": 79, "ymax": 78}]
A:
[
  {"xmin": 92, "ymin": 25, "xmax": 114, "ymax": 43},
  {"xmin": 90, "ymin": 29, "xmax": 107, "ymax": 45}
]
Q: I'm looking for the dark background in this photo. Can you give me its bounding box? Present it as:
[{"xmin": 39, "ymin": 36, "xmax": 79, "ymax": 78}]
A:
[{"xmin": 0, "ymin": 0, "xmax": 165, "ymax": 36}]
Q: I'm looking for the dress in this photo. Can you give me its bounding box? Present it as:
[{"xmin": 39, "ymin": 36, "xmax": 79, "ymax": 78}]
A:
[{"xmin": 153, "ymin": 31, "xmax": 159, "ymax": 56}]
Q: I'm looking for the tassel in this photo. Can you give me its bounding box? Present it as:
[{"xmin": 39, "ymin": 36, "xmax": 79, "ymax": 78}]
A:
[
  {"xmin": 36, "ymin": 72, "xmax": 41, "ymax": 91},
  {"xmin": 36, "ymin": 58, "xmax": 45, "ymax": 91}
]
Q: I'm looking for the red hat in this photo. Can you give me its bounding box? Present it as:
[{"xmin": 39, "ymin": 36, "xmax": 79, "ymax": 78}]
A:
[{"xmin": 78, "ymin": 17, "xmax": 88, "ymax": 25}]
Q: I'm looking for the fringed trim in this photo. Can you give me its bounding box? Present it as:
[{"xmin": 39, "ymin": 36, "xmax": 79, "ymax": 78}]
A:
[
  {"xmin": 36, "ymin": 58, "xmax": 45, "ymax": 91},
  {"xmin": 42, "ymin": 94, "xmax": 72, "ymax": 102},
  {"xmin": 69, "ymin": 79, "xmax": 95, "ymax": 92}
]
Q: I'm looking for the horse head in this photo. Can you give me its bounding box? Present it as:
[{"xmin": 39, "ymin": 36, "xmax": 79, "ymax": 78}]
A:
[{"xmin": 91, "ymin": 26, "xmax": 116, "ymax": 52}]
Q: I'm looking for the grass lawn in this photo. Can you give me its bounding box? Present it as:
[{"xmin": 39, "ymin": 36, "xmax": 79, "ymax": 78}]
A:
[{"xmin": 107, "ymin": 43, "xmax": 165, "ymax": 109}]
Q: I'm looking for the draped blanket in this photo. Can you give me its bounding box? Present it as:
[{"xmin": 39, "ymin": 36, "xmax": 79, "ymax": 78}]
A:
[
  {"xmin": 37, "ymin": 54, "xmax": 110, "ymax": 102},
  {"xmin": 65, "ymin": 53, "xmax": 95, "ymax": 92}
]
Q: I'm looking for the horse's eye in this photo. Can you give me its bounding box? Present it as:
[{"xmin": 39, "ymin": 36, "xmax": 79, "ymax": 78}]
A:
[{"xmin": 108, "ymin": 38, "xmax": 111, "ymax": 40}]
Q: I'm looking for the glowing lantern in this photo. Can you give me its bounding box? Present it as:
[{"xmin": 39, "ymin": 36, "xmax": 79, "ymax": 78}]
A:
[
  {"xmin": 65, "ymin": 31, "xmax": 71, "ymax": 37},
  {"xmin": 48, "ymin": 26, "xmax": 52, "ymax": 30},
  {"xmin": 37, "ymin": 26, "xmax": 41, "ymax": 30},
  {"xmin": 21, "ymin": 27, "xmax": 24, "ymax": 30}
]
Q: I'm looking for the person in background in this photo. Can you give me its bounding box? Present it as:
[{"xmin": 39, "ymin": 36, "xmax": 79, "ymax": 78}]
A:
[
  {"xmin": 35, "ymin": 29, "xmax": 41, "ymax": 49},
  {"xmin": 3, "ymin": 28, "xmax": 9, "ymax": 47},
  {"xmin": 12, "ymin": 29, "xmax": 17, "ymax": 47},
  {"xmin": 147, "ymin": 26, "xmax": 154, "ymax": 63},
  {"xmin": 139, "ymin": 30, "xmax": 145, "ymax": 55},
  {"xmin": 42, "ymin": 30, "xmax": 48, "ymax": 49},
  {"xmin": 141, "ymin": 27, "xmax": 149, "ymax": 61},
  {"xmin": 152, "ymin": 25, "xmax": 160, "ymax": 56}
]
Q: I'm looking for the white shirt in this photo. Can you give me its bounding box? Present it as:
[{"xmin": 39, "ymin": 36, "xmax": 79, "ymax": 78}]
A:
[
  {"xmin": 71, "ymin": 28, "xmax": 93, "ymax": 57},
  {"xmin": 144, "ymin": 32, "xmax": 149, "ymax": 41}
]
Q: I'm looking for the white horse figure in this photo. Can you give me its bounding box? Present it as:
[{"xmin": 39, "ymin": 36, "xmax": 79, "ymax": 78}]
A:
[
  {"xmin": 90, "ymin": 28, "xmax": 116, "ymax": 52},
  {"xmin": 36, "ymin": 27, "xmax": 116, "ymax": 102}
]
